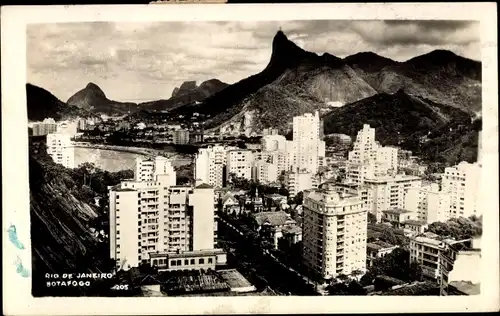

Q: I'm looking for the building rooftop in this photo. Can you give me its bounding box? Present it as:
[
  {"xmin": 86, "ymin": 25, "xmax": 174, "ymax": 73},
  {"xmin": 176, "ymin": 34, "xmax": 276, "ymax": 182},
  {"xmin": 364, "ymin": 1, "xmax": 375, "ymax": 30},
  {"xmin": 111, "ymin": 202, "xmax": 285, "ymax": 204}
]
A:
[
  {"xmin": 367, "ymin": 240, "xmax": 397, "ymax": 251},
  {"xmin": 382, "ymin": 208, "xmax": 412, "ymax": 215},
  {"xmin": 280, "ymin": 225, "xmax": 302, "ymax": 235},
  {"xmin": 252, "ymin": 211, "xmax": 296, "ymax": 227},
  {"xmin": 217, "ymin": 269, "xmax": 255, "ymax": 292},
  {"xmin": 195, "ymin": 183, "xmax": 213, "ymax": 189}
]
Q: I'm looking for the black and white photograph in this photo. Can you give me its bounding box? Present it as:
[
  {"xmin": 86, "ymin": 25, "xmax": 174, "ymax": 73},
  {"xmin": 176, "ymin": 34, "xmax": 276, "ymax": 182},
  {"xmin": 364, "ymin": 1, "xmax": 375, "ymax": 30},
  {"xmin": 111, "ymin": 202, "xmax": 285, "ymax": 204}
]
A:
[{"xmin": 2, "ymin": 3, "xmax": 499, "ymax": 315}]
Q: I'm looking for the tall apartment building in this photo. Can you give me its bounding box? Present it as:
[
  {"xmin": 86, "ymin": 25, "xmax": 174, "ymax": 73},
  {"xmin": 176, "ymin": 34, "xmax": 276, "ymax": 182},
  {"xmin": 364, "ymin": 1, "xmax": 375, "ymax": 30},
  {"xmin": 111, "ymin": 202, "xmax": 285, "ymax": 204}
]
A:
[
  {"xmin": 135, "ymin": 156, "xmax": 176, "ymax": 184},
  {"xmin": 194, "ymin": 145, "xmax": 229, "ymax": 189},
  {"xmin": 292, "ymin": 111, "xmax": 325, "ymax": 174},
  {"xmin": 302, "ymin": 187, "xmax": 367, "ymax": 279},
  {"xmin": 285, "ymin": 169, "xmax": 318, "ymax": 197},
  {"xmin": 109, "ymin": 178, "xmax": 219, "ymax": 270},
  {"xmin": 404, "ymin": 183, "xmax": 452, "ymax": 224},
  {"xmin": 32, "ymin": 118, "xmax": 58, "ymax": 136},
  {"xmin": 363, "ymin": 175, "xmax": 422, "ymax": 222},
  {"xmin": 46, "ymin": 132, "xmax": 75, "ymax": 168},
  {"xmin": 226, "ymin": 149, "xmax": 253, "ymax": 181},
  {"xmin": 252, "ymin": 160, "xmax": 278, "ymax": 184},
  {"xmin": 346, "ymin": 124, "xmax": 399, "ymax": 184},
  {"xmin": 173, "ymin": 129, "xmax": 190, "ymax": 145},
  {"xmin": 441, "ymin": 162, "xmax": 481, "ymax": 218}
]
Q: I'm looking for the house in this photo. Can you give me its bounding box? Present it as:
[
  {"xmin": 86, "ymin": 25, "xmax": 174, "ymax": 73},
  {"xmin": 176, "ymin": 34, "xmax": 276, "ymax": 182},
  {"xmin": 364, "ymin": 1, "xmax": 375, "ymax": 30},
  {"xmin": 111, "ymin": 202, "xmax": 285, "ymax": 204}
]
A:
[
  {"xmin": 220, "ymin": 192, "xmax": 240, "ymax": 214},
  {"xmin": 366, "ymin": 241, "xmax": 398, "ymax": 267},
  {"xmin": 280, "ymin": 225, "xmax": 303, "ymax": 247},
  {"xmin": 264, "ymin": 193, "xmax": 288, "ymax": 208},
  {"xmin": 402, "ymin": 219, "xmax": 428, "ymax": 234},
  {"xmin": 381, "ymin": 209, "xmax": 415, "ymax": 228},
  {"xmin": 251, "ymin": 211, "xmax": 297, "ymax": 248}
]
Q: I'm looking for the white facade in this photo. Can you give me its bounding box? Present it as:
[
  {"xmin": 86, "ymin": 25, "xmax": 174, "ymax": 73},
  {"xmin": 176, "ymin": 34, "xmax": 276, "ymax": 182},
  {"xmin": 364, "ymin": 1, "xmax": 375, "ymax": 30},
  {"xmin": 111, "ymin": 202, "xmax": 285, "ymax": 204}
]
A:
[
  {"xmin": 302, "ymin": 188, "xmax": 367, "ymax": 279},
  {"xmin": 346, "ymin": 124, "xmax": 399, "ymax": 184},
  {"xmin": 286, "ymin": 170, "xmax": 318, "ymax": 197},
  {"xmin": 404, "ymin": 183, "xmax": 452, "ymax": 224},
  {"xmin": 46, "ymin": 132, "xmax": 75, "ymax": 168},
  {"xmin": 134, "ymin": 156, "xmax": 176, "ymax": 185},
  {"xmin": 252, "ymin": 161, "xmax": 278, "ymax": 184},
  {"xmin": 109, "ymin": 178, "xmax": 217, "ymax": 270},
  {"xmin": 363, "ymin": 175, "xmax": 422, "ymax": 222},
  {"xmin": 226, "ymin": 149, "xmax": 253, "ymax": 181},
  {"xmin": 261, "ymin": 135, "xmax": 287, "ymax": 152},
  {"xmin": 292, "ymin": 111, "xmax": 324, "ymax": 174},
  {"xmin": 194, "ymin": 145, "xmax": 230, "ymax": 189},
  {"xmin": 442, "ymin": 162, "xmax": 481, "ymax": 218}
]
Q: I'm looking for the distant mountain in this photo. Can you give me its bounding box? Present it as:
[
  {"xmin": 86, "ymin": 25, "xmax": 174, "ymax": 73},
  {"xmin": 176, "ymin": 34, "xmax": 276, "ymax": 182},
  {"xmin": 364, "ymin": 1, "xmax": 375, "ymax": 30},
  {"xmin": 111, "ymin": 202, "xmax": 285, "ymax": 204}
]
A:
[
  {"xmin": 139, "ymin": 79, "xmax": 229, "ymax": 112},
  {"xmin": 26, "ymin": 84, "xmax": 89, "ymax": 122},
  {"xmin": 67, "ymin": 82, "xmax": 139, "ymax": 115},
  {"xmin": 168, "ymin": 31, "xmax": 481, "ymax": 135},
  {"xmin": 344, "ymin": 49, "xmax": 482, "ymax": 112},
  {"xmin": 322, "ymin": 89, "xmax": 479, "ymax": 164}
]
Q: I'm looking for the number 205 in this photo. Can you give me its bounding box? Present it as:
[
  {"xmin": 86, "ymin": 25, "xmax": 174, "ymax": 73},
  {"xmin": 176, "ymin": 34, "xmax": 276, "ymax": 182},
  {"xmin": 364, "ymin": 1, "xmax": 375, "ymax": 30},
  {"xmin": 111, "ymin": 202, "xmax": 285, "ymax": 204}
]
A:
[{"xmin": 112, "ymin": 284, "xmax": 129, "ymax": 290}]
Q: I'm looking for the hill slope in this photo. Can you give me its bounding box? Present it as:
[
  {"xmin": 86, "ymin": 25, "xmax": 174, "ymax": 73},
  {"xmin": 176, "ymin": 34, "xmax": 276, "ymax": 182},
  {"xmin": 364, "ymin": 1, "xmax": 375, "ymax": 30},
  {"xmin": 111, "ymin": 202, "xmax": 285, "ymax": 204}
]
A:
[
  {"xmin": 26, "ymin": 84, "xmax": 89, "ymax": 122},
  {"xmin": 67, "ymin": 82, "xmax": 139, "ymax": 115},
  {"xmin": 344, "ymin": 50, "xmax": 482, "ymax": 112},
  {"xmin": 169, "ymin": 31, "xmax": 481, "ymax": 135},
  {"xmin": 322, "ymin": 90, "xmax": 479, "ymax": 164}
]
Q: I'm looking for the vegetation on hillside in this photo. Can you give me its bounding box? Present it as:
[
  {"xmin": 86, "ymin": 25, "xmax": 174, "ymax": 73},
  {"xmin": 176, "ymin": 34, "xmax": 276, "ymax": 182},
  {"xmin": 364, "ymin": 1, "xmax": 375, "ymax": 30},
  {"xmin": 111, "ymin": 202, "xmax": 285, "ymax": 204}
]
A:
[{"xmin": 426, "ymin": 215, "xmax": 483, "ymax": 240}]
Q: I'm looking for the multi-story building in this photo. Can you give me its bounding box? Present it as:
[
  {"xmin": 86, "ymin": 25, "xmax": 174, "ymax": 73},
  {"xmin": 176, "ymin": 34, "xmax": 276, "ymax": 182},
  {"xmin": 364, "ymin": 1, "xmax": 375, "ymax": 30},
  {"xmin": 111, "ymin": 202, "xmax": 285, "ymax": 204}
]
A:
[
  {"xmin": 194, "ymin": 145, "xmax": 230, "ymax": 189},
  {"xmin": 302, "ymin": 187, "xmax": 367, "ymax": 279},
  {"xmin": 285, "ymin": 169, "xmax": 318, "ymax": 197},
  {"xmin": 226, "ymin": 149, "xmax": 253, "ymax": 181},
  {"xmin": 261, "ymin": 135, "xmax": 287, "ymax": 152},
  {"xmin": 135, "ymin": 156, "xmax": 176, "ymax": 184},
  {"xmin": 346, "ymin": 124, "xmax": 399, "ymax": 184},
  {"xmin": 32, "ymin": 118, "xmax": 58, "ymax": 136},
  {"xmin": 46, "ymin": 132, "xmax": 75, "ymax": 168},
  {"xmin": 441, "ymin": 162, "xmax": 481, "ymax": 218},
  {"xmin": 409, "ymin": 232, "xmax": 473, "ymax": 283},
  {"xmin": 291, "ymin": 111, "xmax": 325, "ymax": 174},
  {"xmin": 173, "ymin": 129, "xmax": 190, "ymax": 145},
  {"xmin": 109, "ymin": 179, "xmax": 222, "ymax": 271},
  {"xmin": 404, "ymin": 183, "xmax": 452, "ymax": 224},
  {"xmin": 363, "ymin": 175, "xmax": 422, "ymax": 222},
  {"xmin": 252, "ymin": 160, "xmax": 278, "ymax": 184}
]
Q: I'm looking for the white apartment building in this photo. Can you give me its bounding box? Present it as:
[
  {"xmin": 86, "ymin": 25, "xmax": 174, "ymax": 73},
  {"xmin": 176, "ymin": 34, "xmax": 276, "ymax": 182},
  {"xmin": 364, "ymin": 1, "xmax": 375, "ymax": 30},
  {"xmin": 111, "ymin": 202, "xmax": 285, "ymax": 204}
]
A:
[
  {"xmin": 292, "ymin": 111, "xmax": 325, "ymax": 174},
  {"xmin": 346, "ymin": 124, "xmax": 399, "ymax": 184},
  {"xmin": 441, "ymin": 162, "xmax": 481, "ymax": 218},
  {"xmin": 409, "ymin": 232, "xmax": 473, "ymax": 282},
  {"xmin": 404, "ymin": 183, "xmax": 452, "ymax": 224},
  {"xmin": 194, "ymin": 145, "xmax": 230, "ymax": 189},
  {"xmin": 46, "ymin": 132, "xmax": 75, "ymax": 168},
  {"xmin": 135, "ymin": 156, "xmax": 176, "ymax": 184},
  {"xmin": 109, "ymin": 179, "xmax": 218, "ymax": 270},
  {"xmin": 286, "ymin": 170, "xmax": 318, "ymax": 197},
  {"xmin": 363, "ymin": 175, "xmax": 422, "ymax": 222},
  {"xmin": 226, "ymin": 149, "xmax": 253, "ymax": 181},
  {"xmin": 302, "ymin": 188, "xmax": 367, "ymax": 279},
  {"xmin": 252, "ymin": 161, "xmax": 278, "ymax": 184},
  {"xmin": 261, "ymin": 135, "xmax": 287, "ymax": 152},
  {"xmin": 33, "ymin": 118, "xmax": 58, "ymax": 136}
]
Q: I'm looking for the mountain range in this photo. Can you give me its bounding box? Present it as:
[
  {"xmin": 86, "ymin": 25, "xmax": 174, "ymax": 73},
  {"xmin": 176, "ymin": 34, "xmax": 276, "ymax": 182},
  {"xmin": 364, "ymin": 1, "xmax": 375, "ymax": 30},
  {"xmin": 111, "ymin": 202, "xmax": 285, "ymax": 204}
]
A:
[{"xmin": 189, "ymin": 31, "xmax": 481, "ymax": 135}]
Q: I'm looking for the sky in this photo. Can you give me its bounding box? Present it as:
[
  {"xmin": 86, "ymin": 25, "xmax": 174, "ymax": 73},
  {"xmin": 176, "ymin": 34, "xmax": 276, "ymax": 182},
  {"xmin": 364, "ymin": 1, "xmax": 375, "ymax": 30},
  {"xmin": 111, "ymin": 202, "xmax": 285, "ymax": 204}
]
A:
[{"xmin": 27, "ymin": 20, "xmax": 480, "ymax": 102}]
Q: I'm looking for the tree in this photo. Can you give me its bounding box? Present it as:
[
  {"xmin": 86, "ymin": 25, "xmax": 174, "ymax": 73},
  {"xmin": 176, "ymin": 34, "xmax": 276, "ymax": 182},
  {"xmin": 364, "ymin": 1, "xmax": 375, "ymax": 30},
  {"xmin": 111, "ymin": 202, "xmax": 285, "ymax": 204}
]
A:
[{"xmin": 368, "ymin": 213, "xmax": 377, "ymax": 224}]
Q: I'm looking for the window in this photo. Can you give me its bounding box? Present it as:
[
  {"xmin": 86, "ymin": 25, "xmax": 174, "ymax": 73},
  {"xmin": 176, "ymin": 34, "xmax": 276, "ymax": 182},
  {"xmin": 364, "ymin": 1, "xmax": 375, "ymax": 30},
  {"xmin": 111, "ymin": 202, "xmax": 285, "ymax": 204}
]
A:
[
  {"xmin": 208, "ymin": 258, "xmax": 213, "ymax": 264},
  {"xmin": 199, "ymin": 258, "xmax": 205, "ymax": 264},
  {"xmin": 171, "ymin": 260, "xmax": 177, "ymax": 266},
  {"xmin": 185, "ymin": 259, "xmax": 189, "ymax": 265},
  {"xmin": 190, "ymin": 259, "xmax": 195, "ymax": 265},
  {"xmin": 177, "ymin": 260, "xmax": 182, "ymax": 266}
]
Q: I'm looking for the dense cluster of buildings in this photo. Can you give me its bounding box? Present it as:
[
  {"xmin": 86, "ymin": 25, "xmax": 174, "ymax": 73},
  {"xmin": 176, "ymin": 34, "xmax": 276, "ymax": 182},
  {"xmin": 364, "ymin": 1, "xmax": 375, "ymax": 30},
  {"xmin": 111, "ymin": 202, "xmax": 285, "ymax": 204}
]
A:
[
  {"xmin": 108, "ymin": 156, "xmax": 227, "ymax": 270},
  {"xmin": 194, "ymin": 111, "xmax": 325, "ymax": 196}
]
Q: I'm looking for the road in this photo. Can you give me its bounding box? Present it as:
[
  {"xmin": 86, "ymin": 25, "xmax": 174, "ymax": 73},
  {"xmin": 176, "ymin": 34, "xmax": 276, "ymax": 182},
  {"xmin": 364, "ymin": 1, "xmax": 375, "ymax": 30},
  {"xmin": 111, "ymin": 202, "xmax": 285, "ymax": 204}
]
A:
[{"xmin": 218, "ymin": 216, "xmax": 327, "ymax": 295}]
